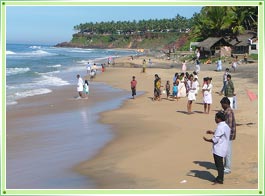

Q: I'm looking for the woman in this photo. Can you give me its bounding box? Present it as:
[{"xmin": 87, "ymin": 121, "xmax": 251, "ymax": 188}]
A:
[
  {"xmin": 153, "ymin": 74, "xmax": 161, "ymax": 101},
  {"xmin": 177, "ymin": 73, "xmax": 187, "ymax": 98}
]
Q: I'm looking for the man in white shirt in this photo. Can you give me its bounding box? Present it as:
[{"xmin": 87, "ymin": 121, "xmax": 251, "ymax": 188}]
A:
[
  {"xmin": 86, "ymin": 62, "xmax": 91, "ymax": 74},
  {"xmin": 203, "ymin": 111, "xmax": 231, "ymax": 184},
  {"xmin": 76, "ymin": 74, "xmax": 84, "ymax": 98}
]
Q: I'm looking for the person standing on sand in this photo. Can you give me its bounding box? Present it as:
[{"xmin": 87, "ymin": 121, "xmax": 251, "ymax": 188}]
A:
[
  {"xmin": 203, "ymin": 111, "xmax": 231, "ymax": 185},
  {"xmin": 232, "ymin": 56, "xmax": 238, "ymax": 72},
  {"xmin": 216, "ymin": 58, "xmax": 222, "ymax": 71},
  {"xmin": 220, "ymin": 97, "xmax": 236, "ymax": 174},
  {"xmin": 178, "ymin": 73, "xmax": 186, "ymax": 98},
  {"xmin": 219, "ymin": 68, "xmax": 229, "ymax": 95},
  {"xmin": 187, "ymin": 74, "xmax": 197, "ymax": 113},
  {"xmin": 165, "ymin": 80, "xmax": 171, "ymax": 99},
  {"xmin": 153, "ymin": 74, "xmax": 161, "ymax": 101},
  {"xmin": 83, "ymin": 80, "xmax": 90, "ymax": 97},
  {"xmin": 76, "ymin": 74, "xmax": 84, "ymax": 98},
  {"xmin": 182, "ymin": 61, "xmax": 187, "ymax": 72},
  {"xmin": 202, "ymin": 77, "xmax": 213, "ymax": 114},
  {"xmin": 86, "ymin": 61, "xmax": 91, "ymax": 74},
  {"xmin": 130, "ymin": 76, "xmax": 137, "ymax": 99},
  {"xmin": 142, "ymin": 59, "xmax": 146, "ymax": 73},
  {"xmin": 224, "ymin": 74, "xmax": 235, "ymax": 109}
]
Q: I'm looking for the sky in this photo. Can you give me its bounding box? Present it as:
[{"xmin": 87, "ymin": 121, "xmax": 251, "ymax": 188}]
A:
[{"xmin": 6, "ymin": 6, "xmax": 202, "ymax": 45}]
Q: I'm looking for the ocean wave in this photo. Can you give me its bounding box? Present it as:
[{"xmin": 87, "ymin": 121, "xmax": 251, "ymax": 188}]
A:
[
  {"xmin": 38, "ymin": 75, "xmax": 70, "ymax": 86},
  {"xmin": 29, "ymin": 45, "xmax": 42, "ymax": 49},
  {"xmin": 6, "ymin": 50, "xmax": 16, "ymax": 55},
  {"xmin": 47, "ymin": 64, "xmax": 62, "ymax": 68},
  {"xmin": 6, "ymin": 101, "xmax": 18, "ymax": 106},
  {"xmin": 7, "ymin": 50, "xmax": 57, "ymax": 58},
  {"xmin": 69, "ymin": 48, "xmax": 93, "ymax": 53},
  {"xmin": 76, "ymin": 60, "xmax": 89, "ymax": 64},
  {"xmin": 6, "ymin": 67, "xmax": 30, "ymax": 76},
  {"xmin": 15, "ymin": 88, "xmax": 52, "ymax": 98}
]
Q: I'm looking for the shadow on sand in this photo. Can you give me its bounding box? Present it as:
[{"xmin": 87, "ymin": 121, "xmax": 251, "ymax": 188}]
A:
[{"xmin": 187, "ymin": 161, "xmax": 216, "ymax": 182}]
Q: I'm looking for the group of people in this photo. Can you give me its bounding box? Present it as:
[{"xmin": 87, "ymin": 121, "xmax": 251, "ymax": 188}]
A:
[
  {"xmin": 203, "ymin": 96, "xmax": 236, "ymax": 185},
  {"xmin": 130, "ymin": 67, "xmax": 236, "ymax": 185},
  {"xmin": 76, "ymin": 74, "xmax": 90, "ymax": 98},
  {"xmin": 76, "ymin": 61, "xmax": 109, "ymax": 98},
  {"xmin": 152, "ymin": 71, "xmax": 215, "ymax": 115}
]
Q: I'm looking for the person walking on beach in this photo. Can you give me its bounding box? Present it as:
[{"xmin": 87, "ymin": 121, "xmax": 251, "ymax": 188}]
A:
[
  {"xmin": 219, "ymin": 68, "xmax": 229, "ymax": 95},
  {"xmin": 232, "ymin": 56, "xmax": 238, "ymax": 72},
  {"xmin": 83, "ymin": 80, "xmax": 90, "ymax": 97},
  {"xmin": 216, "ymin": 58, "xmax": 222, "ymax": 71},
  {"xmin": 153, "ymin": 74, "xmax": 161, "ymax": 101},
  {"xmin": 76, "ymin": 74, "xmax": 84, "ymax": 98},
  {"xmin": 165, "ymin": 80, "xmax": 171, "ymax": 99},
  {"xmin": 187, "ymin": 74, "xmax": 197, "ymax": 113},
  {"xmin": 142, "ymin": 59, "xmax": 146, "ymax": 73},
  {"xmin": 202, "ymin": 77, "xmax": 213, "ymax": 114},
  {"xmin": 130, "ymin": 76, "xmax": 137, "ymax": 99},
  {"xmin": 86, "ymin": 61, "xmax": 91, "ymax": 74},
  {"xmin": 220, "ymin": 97, "xmax": 236, "ymax": 174},
  {"xmin": 224, "ymin": 74, "xmax": 235, "ymax": 109},
  {"xmin": 203, "ymin": 111, "xmax": 231, "ymax": 185},
  {"xmin": 172, "ymin": 82, "xmax": 179, "ymax": 100}
]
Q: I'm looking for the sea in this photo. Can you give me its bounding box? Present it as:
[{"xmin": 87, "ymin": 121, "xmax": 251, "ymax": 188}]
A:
[
  {"xmin": 5, "ymin": 43, "xmax": 140, "ymax": 189},
  {"xmin": 6, "ymin": 43, "xmax": 139, "ymax": 105}
]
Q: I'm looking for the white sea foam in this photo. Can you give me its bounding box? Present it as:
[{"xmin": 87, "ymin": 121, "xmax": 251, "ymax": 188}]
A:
[
  {"xmin": 29, "ymin": 45, "xmax": 42, "ymax": 49},
  {"xmin": 15, "ymin": 88, "xmax": 52, "ymax": 98},
  {"xmin": 7, "ymin": 50, "xmax": 57, "ymax": 58},
  {"xmin": 47, "ymin": 64, "xmax": 62, "ymax": 68},
  {"xmin": 6, "ymin": 50, "xmax": 16, "ymax": 55},
  {"xmin": 6, "ymin": 67, "xmax": 30, "ymax": 76},
  {"xmin": 7, "ymin": 101, "xmax": 18, "ymax": 105},
  {"xmin": 37, "ymin": 75, "xmax": 70, "ymax": 86}
]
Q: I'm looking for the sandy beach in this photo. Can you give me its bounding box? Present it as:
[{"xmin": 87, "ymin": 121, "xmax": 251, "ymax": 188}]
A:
[
  {"xmin": 6, "ymin": 54, "xmax": 259, "ymax": 189},
  {"xmin": 74, "ymin": 56, "xmax": 259, "ymax": 189}
]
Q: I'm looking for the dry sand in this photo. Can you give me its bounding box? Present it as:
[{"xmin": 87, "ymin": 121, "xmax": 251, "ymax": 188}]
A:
[
  {"xmin": 74, "ymin": 56, "xmax": 259, "ymax": 189},
  {"xmin": 6, "ymin": 54, "xmax": 259, "ymax": 190}
]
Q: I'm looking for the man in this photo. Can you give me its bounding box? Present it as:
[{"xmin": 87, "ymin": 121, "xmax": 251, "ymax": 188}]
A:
[
  {"xmin": 76, "ymin": 74, "xmax": 84, "ymax": 98},
  {"xmin": 130, "ymin": 76, "xmax": 137, "ymax": 99},
  {"xmin": 86, "ymin": 61, "xmax": 91, "ymax": 74},
  {"xmin": 203, "ymin": 111, "xmax": 231, "ymax": 184},
  {"xmin": 224, "ymin": 74, "xmax": 235, "ymax": 109},
  {"xmin": 219, "ymin": 68, "xmax": 229, "ymax": 95},
  {"xmin": 220, "ymin": 97, "xmax": 236, "ymax": 174},
  {"xmin": 216, "ymin": 58, "xmax": 222, "ymax": 71}
]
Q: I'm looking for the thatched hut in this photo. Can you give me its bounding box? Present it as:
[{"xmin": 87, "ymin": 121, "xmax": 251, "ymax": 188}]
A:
[{"xmin": 197, "ymin": 37, "xmax": 231, "ymax": 58}]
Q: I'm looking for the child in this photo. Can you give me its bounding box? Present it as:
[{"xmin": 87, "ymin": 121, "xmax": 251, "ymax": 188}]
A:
[
  {"xmin": 202, "ymin": 77, "xmax": 213, "ymax": 114},
  {"xmin": 165, "ymin": 80, "xmax": 171, "ymax": 99},
  {"xmin": 187, "ymin": 74, "xmax": 197, "ymax": 113},
  {"xmin": 172, "ymin": 82, "xmax": 178, "ymax": 100},
  {"xmin": 194, "ymin": 75, "xmax": 200, "ymax": 96},
  {"xmin": 83, "ymin": 80, "xmax": 89, "ymax": 97},
  {"xmin": 131, "ymin": 76, "xmax": 137, "ymax": 99}
]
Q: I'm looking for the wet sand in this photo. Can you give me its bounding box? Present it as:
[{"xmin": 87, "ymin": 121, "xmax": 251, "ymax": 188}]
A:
[{"xmin": 6, "ymin": 83, "xmax": 130, "ymax": 188}]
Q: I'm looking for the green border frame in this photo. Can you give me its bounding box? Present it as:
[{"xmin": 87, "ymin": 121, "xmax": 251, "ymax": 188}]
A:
[{"xmin": 1, "ymin": 1, "xmax": 264, "ymax": 195}]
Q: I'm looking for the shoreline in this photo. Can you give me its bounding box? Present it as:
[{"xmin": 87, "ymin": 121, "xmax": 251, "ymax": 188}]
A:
[{"xmin": 6, "ymin": 80, "xmax": 131, "ymax": 189}]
